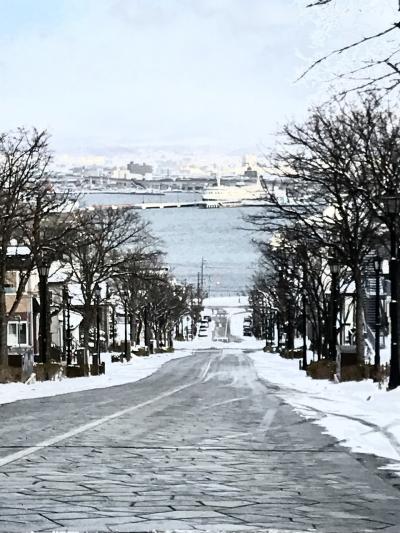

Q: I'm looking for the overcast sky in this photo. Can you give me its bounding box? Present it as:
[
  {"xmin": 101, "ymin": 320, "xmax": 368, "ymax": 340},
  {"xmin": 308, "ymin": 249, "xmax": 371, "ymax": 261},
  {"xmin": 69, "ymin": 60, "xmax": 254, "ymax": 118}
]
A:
[{"xmin": 0, "ymin": 0, "xmax": 396, "ymax": 158}]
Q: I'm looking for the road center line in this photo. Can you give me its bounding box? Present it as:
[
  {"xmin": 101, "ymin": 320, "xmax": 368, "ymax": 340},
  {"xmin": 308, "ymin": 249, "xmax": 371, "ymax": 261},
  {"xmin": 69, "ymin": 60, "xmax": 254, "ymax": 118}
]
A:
[
  {"xmin": 200, "ymin": 357, "xmax": 213, "ymax": 380},
  {"xmin": 258, "ymin": 408, "xmax": 277, "ymax": 433},
  {"xmin": 200, "ymin": 397, "xmax": 248, "ymax": 410},
  {"xmin": 0, "ymin": 381, "xmax": 197, "ymax": 469}
]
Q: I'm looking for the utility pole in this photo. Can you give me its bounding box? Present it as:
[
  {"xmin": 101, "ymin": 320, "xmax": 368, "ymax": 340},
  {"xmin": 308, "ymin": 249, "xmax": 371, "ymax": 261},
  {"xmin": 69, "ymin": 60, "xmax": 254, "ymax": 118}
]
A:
[
  {"xmin": 200, "ymin": 257, "xmax": 205, "ymax": 297},
  {"xmin": 382, "ymin": 192, "xmax": 400, "ymax": 389},
  {"xmin": 123, "ymin": 298, "xmax": 128, "ymax": 363},
  {"xmin": 373, "ymin": 255, "xmax": 382, "ymax": 374},
  {"xmin": 302, "ymin": 267, "xmax": 308, "ymax": 370}
]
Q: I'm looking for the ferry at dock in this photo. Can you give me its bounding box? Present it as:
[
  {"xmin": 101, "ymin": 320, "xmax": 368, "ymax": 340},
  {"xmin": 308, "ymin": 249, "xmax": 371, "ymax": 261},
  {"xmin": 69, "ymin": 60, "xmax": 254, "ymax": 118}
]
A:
[
  {"xmin": 202, "ymin": 176, "xmax": 289, "ymax": 208},
  {"xmin": 202, "ymin": 176, "xmax": 264, "ymax": 208}
]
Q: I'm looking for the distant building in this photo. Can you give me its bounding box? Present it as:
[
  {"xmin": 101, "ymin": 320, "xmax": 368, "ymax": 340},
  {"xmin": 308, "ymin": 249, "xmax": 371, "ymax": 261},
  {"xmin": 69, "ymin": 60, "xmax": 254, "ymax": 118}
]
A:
[
  {"xmin": 127, "ymin": 161, "xmax": 153, "ymax": 176},
  {"xmin": 243, "ymin": 166, "xmax": 258, "ymax": 178}
]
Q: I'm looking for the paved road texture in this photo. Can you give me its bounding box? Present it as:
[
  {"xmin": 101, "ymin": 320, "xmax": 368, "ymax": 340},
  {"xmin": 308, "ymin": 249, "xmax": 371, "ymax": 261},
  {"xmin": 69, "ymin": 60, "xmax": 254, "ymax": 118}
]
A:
[{"xmin": 1, "ymin": 348, "xmax": 400, "ymax": 533}]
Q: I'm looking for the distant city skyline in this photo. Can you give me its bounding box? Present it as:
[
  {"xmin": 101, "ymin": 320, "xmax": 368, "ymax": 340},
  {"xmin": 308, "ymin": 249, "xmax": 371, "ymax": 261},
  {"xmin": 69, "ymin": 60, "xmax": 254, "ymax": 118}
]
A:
[{"xmin": 0, "ymin": 0, "xmax": 395, "ymax": 158}]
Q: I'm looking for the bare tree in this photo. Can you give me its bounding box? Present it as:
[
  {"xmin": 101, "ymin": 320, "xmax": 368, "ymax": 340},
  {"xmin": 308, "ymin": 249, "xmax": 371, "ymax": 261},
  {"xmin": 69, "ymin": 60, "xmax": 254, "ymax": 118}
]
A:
[
  {"xmin": 112, "ymin": 254, "xmax": 191, "ymax": 353},
  {"xmin": 249, "ymin": 97, "xmax": 386, "ymax": 363},
  {"xmin": 111, "ymin": 250, "xmax": 166, "ymax": 356},
  {"xmin": 63, "ymin": 206, "xmax": 153, "ymax": 371},
  {"xmin": 302, "ymin": 1, "xmax": 400, "ymax": 95},
  {"xmin": 253, "ymin": 229, "xmax": 350, "ymax": 360},
  {"xmin": 0, "ymin": 128, "xmax": 74, "ymax": 369}
]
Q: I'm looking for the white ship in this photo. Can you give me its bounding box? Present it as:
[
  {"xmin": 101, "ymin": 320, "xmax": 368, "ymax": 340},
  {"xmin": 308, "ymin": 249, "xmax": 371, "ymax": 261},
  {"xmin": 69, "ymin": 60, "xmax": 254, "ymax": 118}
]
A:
[
  {"xmin": 202, "ymin": 176, "xmax": 288, "ymax": 208},
  {"xmin": 202, "ymin": 176, "xmax": 263, "ymax": 208}
]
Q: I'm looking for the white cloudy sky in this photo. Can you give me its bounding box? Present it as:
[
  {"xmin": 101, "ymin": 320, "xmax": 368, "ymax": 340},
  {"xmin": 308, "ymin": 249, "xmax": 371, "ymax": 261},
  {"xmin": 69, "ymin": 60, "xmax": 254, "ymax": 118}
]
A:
[{"xmin": 0, "ymin": 0, "xmax": 397, "ymax": 157}]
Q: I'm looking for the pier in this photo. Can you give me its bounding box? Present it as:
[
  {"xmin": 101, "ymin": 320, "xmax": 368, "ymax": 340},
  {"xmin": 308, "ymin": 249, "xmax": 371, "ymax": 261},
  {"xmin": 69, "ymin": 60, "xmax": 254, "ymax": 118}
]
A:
[
  {"xmin": 88, "ymin": 200, "xmax": 206, "ymax": 211},
  {"xmin": 135, "ymin": 200, "xmax": 205, "ymax": 209}
]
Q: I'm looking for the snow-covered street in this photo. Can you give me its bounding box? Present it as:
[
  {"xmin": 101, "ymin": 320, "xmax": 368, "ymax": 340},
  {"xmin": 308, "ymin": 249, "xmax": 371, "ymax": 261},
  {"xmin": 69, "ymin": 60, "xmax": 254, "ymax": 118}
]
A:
[
  {"xmin": 1, "ymin": 297, "xmax": 400, "ymax": 531},
  {"xmin": 2, "ymin": 296, "xmax": 400, "ymax": 474}
]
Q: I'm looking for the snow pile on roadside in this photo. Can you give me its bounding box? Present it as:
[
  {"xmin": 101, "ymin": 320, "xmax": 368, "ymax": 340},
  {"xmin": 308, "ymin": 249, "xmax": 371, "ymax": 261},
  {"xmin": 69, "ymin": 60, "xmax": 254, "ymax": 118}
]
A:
[
  {"xmin": 0, "ymin": 349, "xmax": 193, "ymax": 407},
  {"xmin": 249, "ymin": 350, "xmax": 400, "ymax": 469}
]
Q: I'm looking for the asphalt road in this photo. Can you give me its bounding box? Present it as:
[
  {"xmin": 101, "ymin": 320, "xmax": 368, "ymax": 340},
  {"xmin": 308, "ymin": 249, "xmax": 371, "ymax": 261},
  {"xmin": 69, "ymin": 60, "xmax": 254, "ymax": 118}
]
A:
[{"xmin": 1, "ymin": 348, "xmax": 400, "ymax": 532}]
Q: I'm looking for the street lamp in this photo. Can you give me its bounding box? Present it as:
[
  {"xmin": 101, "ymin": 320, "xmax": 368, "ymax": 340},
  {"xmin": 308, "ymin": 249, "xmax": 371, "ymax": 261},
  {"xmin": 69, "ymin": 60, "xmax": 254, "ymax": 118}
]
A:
[
  {"xmin": 382, "ymin": 191, "xmax": 400, "ymax": 389},
  {"xmin": 373, "ymin": 255, "xmax": 382, "ymax": 374},
  {"xmin": 94, "ymin": 283, "xmax": 101, "ymax": 374},
  {"xmin": 329, "ymin": 258, "xmax": 340, "ymax": 361},
  {"xmin": 37, "ymin": 254, "xmax": 51, "ymax": 373}
]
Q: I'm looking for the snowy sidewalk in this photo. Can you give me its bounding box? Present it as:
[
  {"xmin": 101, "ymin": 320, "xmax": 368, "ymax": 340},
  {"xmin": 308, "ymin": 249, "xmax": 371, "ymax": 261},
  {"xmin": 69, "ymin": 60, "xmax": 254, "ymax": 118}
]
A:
[
  {"xmin": 249, "ymin": 349, "xmax": 400, "ymax": 473},
  {"xmin": 221, "ymin": 298, "xmax": 400, "ymax": 472},
  {"xmin": 0, "ymin": 348, "xmax": 194, "ymax": 407}
]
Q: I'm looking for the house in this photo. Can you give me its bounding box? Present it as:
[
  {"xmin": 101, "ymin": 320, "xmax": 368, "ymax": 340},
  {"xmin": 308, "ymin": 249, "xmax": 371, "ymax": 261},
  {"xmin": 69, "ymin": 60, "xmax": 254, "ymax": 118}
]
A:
[{"xmin": 5, "ymin": 246, "xmax": 38, "ymax": 353}]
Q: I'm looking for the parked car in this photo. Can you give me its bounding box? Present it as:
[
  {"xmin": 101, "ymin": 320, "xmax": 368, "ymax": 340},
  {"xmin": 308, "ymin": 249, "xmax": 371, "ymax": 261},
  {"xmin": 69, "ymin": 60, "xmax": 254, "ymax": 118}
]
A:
[{"xmin": 198, "ymin": 329, "xmax": 208, "ymax": 337}]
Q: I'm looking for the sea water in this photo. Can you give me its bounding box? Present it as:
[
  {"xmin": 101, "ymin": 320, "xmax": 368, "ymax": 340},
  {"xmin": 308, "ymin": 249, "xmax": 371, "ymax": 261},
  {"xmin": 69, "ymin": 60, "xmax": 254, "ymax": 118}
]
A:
[{"xmin": 80, "ymin": 193, "xmax": 260, "ymax": 295}]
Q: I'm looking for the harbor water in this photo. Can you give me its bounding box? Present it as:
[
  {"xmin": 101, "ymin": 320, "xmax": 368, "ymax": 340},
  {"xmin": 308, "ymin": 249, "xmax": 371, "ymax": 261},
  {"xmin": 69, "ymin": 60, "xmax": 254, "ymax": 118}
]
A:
[{"xmin": 80, "ymin": 192, "xmax": 260, "ymax": 295}]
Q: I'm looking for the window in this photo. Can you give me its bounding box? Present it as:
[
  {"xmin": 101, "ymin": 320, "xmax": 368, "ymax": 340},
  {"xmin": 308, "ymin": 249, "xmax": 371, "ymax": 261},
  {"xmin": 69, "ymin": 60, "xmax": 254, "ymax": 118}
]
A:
[{"xmin": 8, "ymin": 321, "xmax": 28, "ymax": 346}]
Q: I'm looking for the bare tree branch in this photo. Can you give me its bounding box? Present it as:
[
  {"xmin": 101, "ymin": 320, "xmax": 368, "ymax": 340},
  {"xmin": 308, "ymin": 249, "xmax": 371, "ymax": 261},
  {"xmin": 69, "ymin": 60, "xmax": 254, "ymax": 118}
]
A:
[{"xmin": 298, "ymin": 22, "xmax": 400, "ymax": 82}]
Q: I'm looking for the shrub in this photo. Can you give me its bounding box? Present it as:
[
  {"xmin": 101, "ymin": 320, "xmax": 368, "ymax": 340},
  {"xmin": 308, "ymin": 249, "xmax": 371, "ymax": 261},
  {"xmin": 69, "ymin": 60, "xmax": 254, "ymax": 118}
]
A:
[
  {"xmin": 35, "ymin": 363, "xmax": 65, "ymax": 381},
  {"xmin": 306, "ymin": 359, "xmax": 387, "ymax": 382},
  {"xmin": 280, "ymin": 348, "xmax": 303, "ymax": 359},
  {"xmin": 0, "ymin": 366, "xmax": 22, "ymax": 383},
  {"xmin": 307, "ymin": 359, "xmax": 336, "ymax": 380},
  {"xmin": 132, "ymin": 347, "xmax": 149, "ymax": 357},
  {"xmin": 263, "ymin": 344, "xmax": 276, "ymax": 353}
]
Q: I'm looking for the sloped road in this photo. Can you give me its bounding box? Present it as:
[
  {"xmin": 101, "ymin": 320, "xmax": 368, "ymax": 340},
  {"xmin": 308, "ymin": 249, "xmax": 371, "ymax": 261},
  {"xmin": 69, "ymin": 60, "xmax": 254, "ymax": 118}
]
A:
[{"xmin": 0, "ymin": 348, "xmax": 399, "ymax": 532}]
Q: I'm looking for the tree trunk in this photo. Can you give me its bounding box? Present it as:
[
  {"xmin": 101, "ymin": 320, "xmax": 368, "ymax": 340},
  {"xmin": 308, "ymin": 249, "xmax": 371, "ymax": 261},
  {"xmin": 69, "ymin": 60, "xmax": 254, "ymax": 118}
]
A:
[
  {"xmin": 0, "ymin": 259, "xmax": 8, "ymax": 367},
  {"xmin": 354, "ymin": 268, "xmax": 365, "ymax": 364},
  {"xmin": 316, "ymin": 311, "xmax": 323, "ymax": 361},
  {"xmin": 129, "ymin": 314, "xmax": 136, "ymax": 348},
  {"xmin": 136, "ymin": 321, "xmax": 142, "ymax": 345},
  {"xmin": 168, "ymin": 330, "xmax": 173, "ymax": 349},
  {"xmin": 155, "ymin": 326, "xmax": 160, "ymax": 350},
  {"xmin": 81, "ymin": 300, "xmax": 92, "ymax": 375},
  {"xmin": 286, "ymin": 302, "xmax": 295, "ymax": 350}
]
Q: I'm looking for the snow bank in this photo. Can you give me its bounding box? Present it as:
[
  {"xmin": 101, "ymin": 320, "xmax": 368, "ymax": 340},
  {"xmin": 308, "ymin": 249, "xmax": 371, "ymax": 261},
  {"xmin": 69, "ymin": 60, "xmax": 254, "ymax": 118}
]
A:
[
  {"xmin": 249, "ymin": 350, "xmax": 400, "ymax": 470},
  {"xmin": 0, "ymin": 349, "xmax": 193, "ymax": 407}
]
